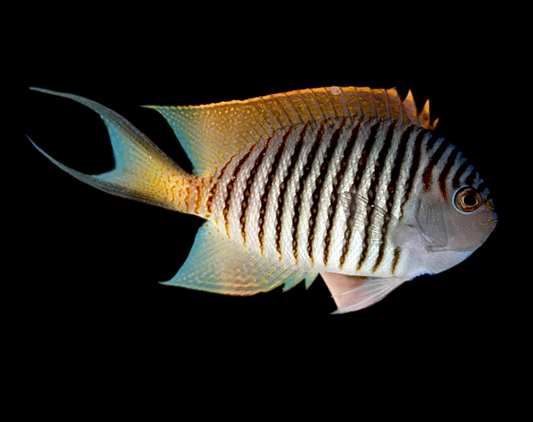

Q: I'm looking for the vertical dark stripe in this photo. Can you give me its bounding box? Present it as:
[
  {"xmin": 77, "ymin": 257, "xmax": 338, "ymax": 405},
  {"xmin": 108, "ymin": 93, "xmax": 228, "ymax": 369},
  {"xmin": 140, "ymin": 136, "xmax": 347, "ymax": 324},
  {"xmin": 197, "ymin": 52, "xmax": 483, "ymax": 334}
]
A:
[
  {"xmin": 452, "ymin": 160, "xmax": 470, "ymax": 189},
  {"xmin": 257, "ymin": 127, "xmax": 292, "ymax": 255},
  {"xmin": 391, "ymin": 247, "xmax": 401, "ymax": 275},
  {"xmin": 464, "ymin": 167, "xmax": 478, "ymax": 186},
  {"xmin": 323, "ymin": 119, "xmax": 361, "ymax": 267},
  {"xmin": 423, "ymin": 137, "xmax": 449, "ymax": 191},
  {"xmin": 426, "ymin": 132, "xmax": 438, "ymax": 151},
  {"xmin": 275, "ymin": 124, "xmax": 309, "ymax": 258},
  {"xmin": 438, "ymin": 147, "xmax": 459, "ymax": 200},
  {"xmin": 206, "ymin": 155, "xmax": 235, "ymax": 215},
  {"xmin": 307, "ymin": 118, "xmax": 346, "ymax": 265},
  {"xmin": 240, "ymin": 135, "xmax": 273, "ymax": 245},
  {"xmin": 357, "ymin": 122, "xmax": 396, "ymax": 271},
  {"xmin": 339, "ymin": 122, "xmax": 380, "ymax": 269},
  {"xmin": 291, "ymin": 122, "xmax": 325, "ymax": 264},
  {"xmin": 373, "ymin": 124, "xmax": 414, "ymax": 273},
  {"xmin": 399, "ymin": 128, "xmax": 430, "ymax": 219},
  {"xmin": 222, "ymin": 144, "xmax": 256, "ymax": 237}
]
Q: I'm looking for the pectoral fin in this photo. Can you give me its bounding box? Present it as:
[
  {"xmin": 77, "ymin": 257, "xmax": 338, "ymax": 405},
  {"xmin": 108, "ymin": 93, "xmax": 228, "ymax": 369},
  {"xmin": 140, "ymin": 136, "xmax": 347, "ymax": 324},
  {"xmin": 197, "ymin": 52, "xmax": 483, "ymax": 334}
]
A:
[
  {"xmin": 320, "ymin": 272, "xmax": 407, "ymax": 314},
  {"xmin": 415, "ymin": 192, "xmax": 449, "ymax": 249}
]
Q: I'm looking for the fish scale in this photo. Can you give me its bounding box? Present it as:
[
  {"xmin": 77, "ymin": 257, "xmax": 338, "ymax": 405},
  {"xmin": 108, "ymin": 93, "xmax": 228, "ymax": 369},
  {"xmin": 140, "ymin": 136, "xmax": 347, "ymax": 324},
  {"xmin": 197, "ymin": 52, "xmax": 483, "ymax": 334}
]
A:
[
  {"xmin": 307, "ymin": 119, "xmax": 346, "ymax": 266},
  {"xmin": 26, "ymin": 86, "xmax": 497, "ymax": 313},
  {"xmin": 373, "ymin": 124, "xmax": 415, "ymax": 273},
  {"xmin": 201, "ymin": 117, "xmax": 418, "ymax": 276}
]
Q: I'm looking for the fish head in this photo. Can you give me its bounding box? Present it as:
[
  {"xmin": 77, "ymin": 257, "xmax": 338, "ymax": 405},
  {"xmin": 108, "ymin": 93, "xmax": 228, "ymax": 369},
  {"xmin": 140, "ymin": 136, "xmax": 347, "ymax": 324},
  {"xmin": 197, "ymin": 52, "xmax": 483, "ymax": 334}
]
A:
[{"xmin": 415, "ymin": 180, "xmax": 498, "ymax": 255}]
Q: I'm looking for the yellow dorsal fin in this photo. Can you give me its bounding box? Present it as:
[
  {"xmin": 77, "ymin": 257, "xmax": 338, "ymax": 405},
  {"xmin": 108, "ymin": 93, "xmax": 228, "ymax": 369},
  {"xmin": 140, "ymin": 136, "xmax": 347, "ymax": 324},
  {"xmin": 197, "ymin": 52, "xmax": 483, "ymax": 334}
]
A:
[
  {"xmin": 147, "ymin": 86, "xmax": 434, "ymax": 176},
  {"xmin": 402, "ymin": 89, "xmax": 418, "ymax": 123},
  {"xmin": 419, "ymin": 98, "xmax": 431, "ymax": 128},
  {"xmin": 402, "ymin": 91, "xmax": 438, "ymax": 130}
]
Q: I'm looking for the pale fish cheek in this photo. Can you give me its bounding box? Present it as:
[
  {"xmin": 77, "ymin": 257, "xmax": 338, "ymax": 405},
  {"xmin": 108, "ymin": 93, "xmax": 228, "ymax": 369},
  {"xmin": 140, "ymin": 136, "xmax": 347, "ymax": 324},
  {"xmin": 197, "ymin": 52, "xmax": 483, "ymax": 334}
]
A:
[
  {"xmin": 446, "ymin": 207, "xmax": 496, "ymax": 251},
  {"xmin": 400, "ymin": 248, "xmax": 473, "ymax": 278}
]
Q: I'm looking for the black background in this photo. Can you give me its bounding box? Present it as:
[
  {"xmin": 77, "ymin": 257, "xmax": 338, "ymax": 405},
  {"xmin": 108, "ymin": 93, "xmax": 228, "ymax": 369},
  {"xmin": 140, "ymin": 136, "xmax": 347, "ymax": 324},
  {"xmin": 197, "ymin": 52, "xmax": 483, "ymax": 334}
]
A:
[
  {"xmin": 13, "ymin": 9, "xmax": 523, "ymax": 402},
  {"xmin": 19, "ymin": 46, "xmax": 506, "ymax": 319}
]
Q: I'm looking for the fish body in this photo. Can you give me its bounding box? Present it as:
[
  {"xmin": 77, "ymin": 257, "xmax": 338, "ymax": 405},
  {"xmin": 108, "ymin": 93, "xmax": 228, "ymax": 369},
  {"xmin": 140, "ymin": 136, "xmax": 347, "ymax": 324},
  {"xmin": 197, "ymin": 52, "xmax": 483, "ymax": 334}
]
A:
[{"xmin": 27, "ymin": 86, "xmax": 497, "ymax": 313}]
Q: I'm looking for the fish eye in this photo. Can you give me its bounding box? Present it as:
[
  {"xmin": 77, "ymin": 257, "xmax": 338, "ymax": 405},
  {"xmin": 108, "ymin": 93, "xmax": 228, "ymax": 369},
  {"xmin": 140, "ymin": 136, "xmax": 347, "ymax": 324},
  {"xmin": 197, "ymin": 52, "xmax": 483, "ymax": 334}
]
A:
[{"xmin": 453, "ymin": 186, "xmax": 482, "ymax": 213}]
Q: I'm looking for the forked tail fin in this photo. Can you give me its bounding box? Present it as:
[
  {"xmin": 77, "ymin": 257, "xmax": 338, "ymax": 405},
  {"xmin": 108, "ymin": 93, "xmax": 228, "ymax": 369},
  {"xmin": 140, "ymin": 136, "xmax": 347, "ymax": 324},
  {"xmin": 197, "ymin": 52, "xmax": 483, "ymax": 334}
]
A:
[{"xmin": 27, "ymin": 88, "xmax": 198, "ymax": 214}]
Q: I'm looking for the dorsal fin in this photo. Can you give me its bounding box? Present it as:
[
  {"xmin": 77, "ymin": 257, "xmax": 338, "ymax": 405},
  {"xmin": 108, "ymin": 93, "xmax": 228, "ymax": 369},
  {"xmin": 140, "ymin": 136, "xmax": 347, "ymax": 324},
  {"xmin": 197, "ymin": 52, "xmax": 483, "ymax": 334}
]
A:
[
  {"xmin": 147, "ymin": 86, "xmax": 436, "ymax": 176},
  {"xmin": 401, "ymin": 89, "xmax": 437, "ymax": 129}
]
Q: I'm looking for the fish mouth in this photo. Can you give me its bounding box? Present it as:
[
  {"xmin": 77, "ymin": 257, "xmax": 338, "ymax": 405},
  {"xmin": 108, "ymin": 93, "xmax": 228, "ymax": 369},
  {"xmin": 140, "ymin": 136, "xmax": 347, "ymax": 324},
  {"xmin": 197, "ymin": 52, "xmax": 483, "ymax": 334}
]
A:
[
  {"xmin": 483, "ymin": 213, "xmax": 499, "ymax": 229},
  {"xmin": 481, "ymin": 196, "xmax": 498, "ymax": 228}
]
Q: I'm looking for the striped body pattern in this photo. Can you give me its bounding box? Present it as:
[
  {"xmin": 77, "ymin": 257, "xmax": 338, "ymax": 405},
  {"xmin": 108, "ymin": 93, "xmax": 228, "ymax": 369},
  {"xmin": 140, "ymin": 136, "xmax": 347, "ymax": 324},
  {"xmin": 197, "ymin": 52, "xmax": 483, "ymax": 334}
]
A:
[
  {"xmin": 28, "ymin": 86, "xmax": 497, "ymax": 313},
  {"xmin": 197, "ymin": 116, "xmax": 489, "ymax": 281}
]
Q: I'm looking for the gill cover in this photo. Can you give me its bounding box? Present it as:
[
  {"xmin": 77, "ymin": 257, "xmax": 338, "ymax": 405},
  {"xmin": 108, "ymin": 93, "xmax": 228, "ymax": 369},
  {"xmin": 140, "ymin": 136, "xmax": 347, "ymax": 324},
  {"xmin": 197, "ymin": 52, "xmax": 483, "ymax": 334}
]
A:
[{"xmin": 415, "ymin": 191, "xmax": 449, "ymax": 250}]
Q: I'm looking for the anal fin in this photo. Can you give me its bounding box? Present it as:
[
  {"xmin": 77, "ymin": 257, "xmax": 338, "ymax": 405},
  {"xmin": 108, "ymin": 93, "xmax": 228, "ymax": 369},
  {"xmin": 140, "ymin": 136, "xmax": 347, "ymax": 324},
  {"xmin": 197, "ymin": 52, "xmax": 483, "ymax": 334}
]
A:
[
  {"xmin": 163, "ymin": 221, "xmax": 317, "ymax": 296},
  {"xmin": 320, "ymin": 272, "xmax": 407, "ymax": 314}
]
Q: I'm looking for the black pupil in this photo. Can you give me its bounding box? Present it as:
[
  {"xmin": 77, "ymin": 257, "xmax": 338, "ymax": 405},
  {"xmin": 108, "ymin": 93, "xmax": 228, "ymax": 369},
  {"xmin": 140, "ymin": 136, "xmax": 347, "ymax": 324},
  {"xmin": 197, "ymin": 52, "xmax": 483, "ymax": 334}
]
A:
[{"xmin": 463, "ymin": 194, "xmax": 478, "ymax": 207}]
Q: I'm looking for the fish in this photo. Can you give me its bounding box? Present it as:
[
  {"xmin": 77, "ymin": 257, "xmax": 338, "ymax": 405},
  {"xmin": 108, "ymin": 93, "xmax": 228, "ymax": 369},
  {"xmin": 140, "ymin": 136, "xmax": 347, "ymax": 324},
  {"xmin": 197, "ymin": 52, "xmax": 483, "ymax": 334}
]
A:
[{"xmin": 26, "ymin": 86, "xmax": 498, "ymax": 314}]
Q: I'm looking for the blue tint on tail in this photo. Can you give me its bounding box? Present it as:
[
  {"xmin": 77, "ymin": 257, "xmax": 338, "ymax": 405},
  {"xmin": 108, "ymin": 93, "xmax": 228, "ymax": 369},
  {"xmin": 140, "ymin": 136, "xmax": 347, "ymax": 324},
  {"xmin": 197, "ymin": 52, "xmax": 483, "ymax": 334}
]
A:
[{"xmin": 28, "ymin": 88, "xmax": 189, "ymax": 211}]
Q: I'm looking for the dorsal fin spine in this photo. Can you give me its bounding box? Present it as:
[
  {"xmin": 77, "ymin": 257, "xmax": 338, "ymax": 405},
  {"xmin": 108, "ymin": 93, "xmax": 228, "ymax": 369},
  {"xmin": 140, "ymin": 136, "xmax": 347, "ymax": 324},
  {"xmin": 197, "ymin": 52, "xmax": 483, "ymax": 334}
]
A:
[
  {"xmin": 324, "ymin": 87, "xmax": 340, "ymax": 118},
  {"xmin": 336, "ymin": 87, "xmax": 351, "ymax": 116},
  {"xmin": 296, "ymin": 90, "xmax": 313, "ymax": 121},
  {"xmin": 419, "ymin": 99, "xmax": 431, "ymax": 128},
  {"xmin": 369, "ymin": 89, "xmax": 379, "ymax": 117},
  {"xmin": 282, "ymin": 92, "xmax": 304, "ymax": 124}
]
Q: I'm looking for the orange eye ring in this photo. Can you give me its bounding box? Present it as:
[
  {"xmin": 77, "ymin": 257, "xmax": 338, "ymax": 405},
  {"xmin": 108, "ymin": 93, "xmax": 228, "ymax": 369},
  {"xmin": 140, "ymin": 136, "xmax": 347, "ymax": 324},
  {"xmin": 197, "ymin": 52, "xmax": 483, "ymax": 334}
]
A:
[{"xmin": 453, "ymin": 186, "xmax": 482, "ymax": 213}]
